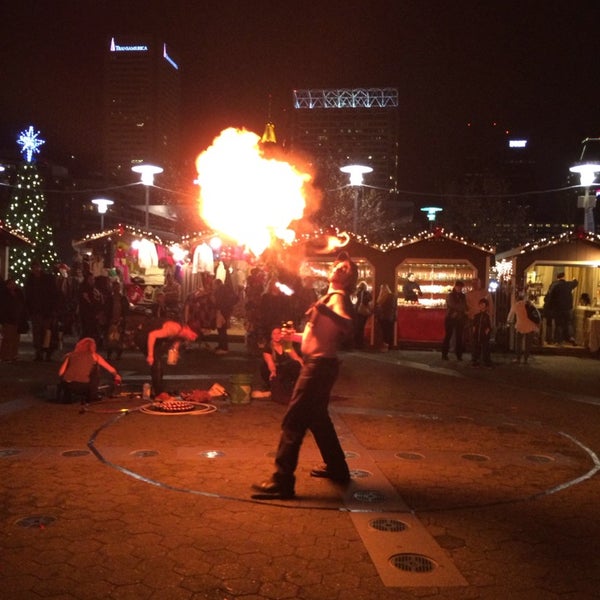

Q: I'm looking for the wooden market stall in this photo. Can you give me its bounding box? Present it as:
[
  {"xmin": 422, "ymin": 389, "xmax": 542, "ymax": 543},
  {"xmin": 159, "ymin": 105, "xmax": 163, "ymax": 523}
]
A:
[
  {"xmin": 71, "ymin": 225, "xmax": 183, "ymax": 343},
  {"xmin": 381, "ymin": 230, "xmax": 494, "ymax": 345},
  {"xmin": 297, "ymin": 229, "xmax": 494, "ymax": 348},
  {"xmin": 496, "ymin": 230, "xmax": 600, "ymax": 350}
]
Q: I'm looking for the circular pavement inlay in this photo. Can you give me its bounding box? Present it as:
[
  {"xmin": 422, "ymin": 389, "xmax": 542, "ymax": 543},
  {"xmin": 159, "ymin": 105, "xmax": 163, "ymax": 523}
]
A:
[
  {"xmin": 461, "ymin": 453, "xmax": 490, "ymax": 462},
  {"xmin": 390, "ymin": 553, "xmax": 437, "ymax": 573},
  {"xmin": 0, "ymin": 449, "xmax": 21, "ymax": 457},
  {"xmin": 370, "ymin": 518, "xmax": 408, "ymax": 532},
  {"xmin": 131, "ymin": 450, "xmax": 159, "ymax": 458},
  {"xmin": 395, "ymin": 452, "xmax": 425, "ymax": 461},
  {"xmin": 353, "ymin": 489, "xmax": 386, "ymax": 503},
  {"xmin": 199, "ymin": 450, "xmax": 225, "ymax": 458},
  {"xmin": 62, "ymin": 450, "xmax": 91, "ymax": 457},
  {"xmin": 16, "ymin": 515, "xmax": 56, "ymax": 528},
  {"xmin": 525, "ymin": 454, "xmax": 555, "ymax": 463},
  {"xmin": 349, "ymin": 469, "xmax": 371, "ymax": 478}
]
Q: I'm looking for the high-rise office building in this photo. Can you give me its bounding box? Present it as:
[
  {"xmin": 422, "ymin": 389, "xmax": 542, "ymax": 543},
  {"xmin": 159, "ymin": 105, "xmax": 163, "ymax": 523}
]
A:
[
  {"xmin": 103, "ymin": 36, "xmax": 181, "ymax": 181},
  {"xmin": 290, "ymin": 88, "xmax": 399, "ymax": 191}
]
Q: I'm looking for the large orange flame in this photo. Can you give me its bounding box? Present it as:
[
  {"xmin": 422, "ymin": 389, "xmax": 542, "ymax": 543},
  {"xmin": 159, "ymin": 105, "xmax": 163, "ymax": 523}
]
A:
[{"xmin": 195, "ymin": 128, "xmax": 311, "ymax": 257}]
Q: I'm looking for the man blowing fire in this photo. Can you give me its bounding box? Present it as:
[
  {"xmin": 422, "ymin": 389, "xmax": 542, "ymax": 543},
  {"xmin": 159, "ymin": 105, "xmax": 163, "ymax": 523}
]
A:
[{"xmin": 252, "ymin": 252, "xmax": 358, "ymax": 499}]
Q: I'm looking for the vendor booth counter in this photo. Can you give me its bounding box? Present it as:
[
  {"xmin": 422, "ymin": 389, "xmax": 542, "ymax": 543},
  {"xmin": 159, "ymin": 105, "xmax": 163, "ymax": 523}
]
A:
[
  {"xmin": 298, "ymin": 230, "xmax": 494, "ymax": 348},
  {"xmin": 395, "ymin": 260, "xmax": 477, "ymax": 344},
  {"xmin": 396, "ymin": 304, "xmax": 446, "ymax": 343},
  {"xmin": 496, "ymin": 231, "xmax": 600, "ymax": 352}
]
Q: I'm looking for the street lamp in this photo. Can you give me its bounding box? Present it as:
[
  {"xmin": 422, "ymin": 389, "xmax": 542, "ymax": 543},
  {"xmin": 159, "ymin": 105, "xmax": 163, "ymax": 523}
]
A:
[
  {"xmin": 569, "ymin": 137, "xmax": 600, "ymax": 233},
  {"xmin": 340, "ymin": 164, "xmax": 373, "ymax": 233},
  {"xmin": 421, "ymin": 206, "xmax": 443, "ymax": 229},
  {"xmin": 91, "ymin": 198, "xmax": 114, "ymax": 230},
  {"xmin": 131, "ymin": 163, "xmax": 163, "ymax": 230}
]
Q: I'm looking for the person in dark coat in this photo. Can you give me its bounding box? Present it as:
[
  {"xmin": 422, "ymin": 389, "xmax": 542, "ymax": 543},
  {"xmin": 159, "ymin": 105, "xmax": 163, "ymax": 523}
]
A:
[
  {"xmin": 0, "ymin": 278, "xmax": 28, "ymax": 361},
  {"xmin": 470, "ymin": 298, "xmax": 493, "ymax": 367},
  {"xmin": 354, "ymin": 281, "xmax": 373, "ymax": 349},
  {"xmin": 374, "ymin": 283, "xmax": 396, "ymax": 351},
  {"xmin": 441, "ymin": 280, "xmax": 468, "ymax": 361},
  {"xmin": 24, "ymin": 260, "xmax": 59, "ymax": 361},
  {"xmin": 213, "ymin": 277, "xmax": 239, "ymax": 355},
  {"xmin": 545, "ymin": 272, "xmax": 578, "ymax": 345},
  {"xmin": 105, "ymin": 280, "xmax": 129, "ymax": 361}
]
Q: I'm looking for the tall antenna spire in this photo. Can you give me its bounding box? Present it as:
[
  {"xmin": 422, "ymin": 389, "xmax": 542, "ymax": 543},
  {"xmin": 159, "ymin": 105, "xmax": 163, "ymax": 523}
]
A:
[{"xmin": 261, "ymin": 94, "xmax": 277, "ymax": 145}]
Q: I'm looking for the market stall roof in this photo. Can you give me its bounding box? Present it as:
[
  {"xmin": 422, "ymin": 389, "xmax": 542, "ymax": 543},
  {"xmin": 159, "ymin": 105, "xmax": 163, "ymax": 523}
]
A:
[
  {"xmin": 496, "ymin": 230, "xmax": 600, "ymax": 261},
  {"xmin": 0, "ymin": 221, "xmax": 33, "ymax": 247},
  {"xmin": 292, "ymin": 227, "xmax": 495, "ymax": 255},
  {"xmin": 72, "ymin": 224, "xmax": 179, "ymax": 249},
  {"xmin": 375, "ymin": 228, "xmax": 495, "ymax": 254}
]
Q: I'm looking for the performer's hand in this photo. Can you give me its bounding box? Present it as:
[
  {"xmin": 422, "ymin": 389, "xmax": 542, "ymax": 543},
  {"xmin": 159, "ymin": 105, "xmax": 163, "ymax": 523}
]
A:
[{"xmin": 146, "ymin": 355, "xmax": 154, "ymax": 366}]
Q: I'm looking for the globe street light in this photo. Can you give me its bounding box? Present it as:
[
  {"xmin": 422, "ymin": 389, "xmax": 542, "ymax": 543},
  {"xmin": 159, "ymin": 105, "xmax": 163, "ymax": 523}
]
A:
[
  {"xmin": 340, "ymin": 164, "xmax": 373, "ymax": 233},
  {"xmin": 131, "ymin": 163, "xmax": 163, "ymax": 230},
  {"xmin": 569, "ymin": 137, "xmax": 600, "ymax": 233},
  {"xmin": 91, "ymin": 198, "xmax": 114, "ymax": 230},
  {"xmin": 421, "ymin": 206, "xmax": 443, "ymax": 229}
]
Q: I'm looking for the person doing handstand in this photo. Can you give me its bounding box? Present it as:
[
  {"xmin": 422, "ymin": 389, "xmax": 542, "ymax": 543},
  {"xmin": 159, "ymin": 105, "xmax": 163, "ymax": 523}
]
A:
[{"xmin": 259, "ymin": 326, "xmax": 304, "ymax": 404}]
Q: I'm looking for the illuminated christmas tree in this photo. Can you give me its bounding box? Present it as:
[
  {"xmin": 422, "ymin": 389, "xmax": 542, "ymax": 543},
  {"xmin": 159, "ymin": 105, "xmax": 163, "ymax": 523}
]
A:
[{"xmin": 4, "ymin": 126, "xmax": 58, "ymax": 285}]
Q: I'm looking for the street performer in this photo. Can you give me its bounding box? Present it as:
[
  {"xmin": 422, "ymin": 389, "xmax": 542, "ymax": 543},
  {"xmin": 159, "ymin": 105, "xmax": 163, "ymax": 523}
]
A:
[
  {"xmin": 252, "ymin": 252, "xmax": 358, "ymax": 499},
  {"xmin": 146, "ymin": 320, "xmax": 200, "ymax": 396}
]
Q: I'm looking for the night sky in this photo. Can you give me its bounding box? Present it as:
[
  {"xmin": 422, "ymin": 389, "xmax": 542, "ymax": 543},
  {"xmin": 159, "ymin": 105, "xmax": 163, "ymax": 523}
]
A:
[{"xmin": 1, "ymin": 0, "xmax": 599, "ymax": 192}]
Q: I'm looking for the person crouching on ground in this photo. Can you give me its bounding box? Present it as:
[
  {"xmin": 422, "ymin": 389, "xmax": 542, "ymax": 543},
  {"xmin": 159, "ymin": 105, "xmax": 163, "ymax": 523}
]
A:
[
  {"xmin": 258, "ymin": 326, "xmax": 304, "ymax": 404},
  {"xmin": 58, "ymin": 337, "xmax": 121, "ymax": 403},
  {"xmin": 252, "ymin": 252, "xmax": 357, "ymax": 499},
  {"xmin": 146, "ymin": 320, "xmax": 200, "ymax": 396}
]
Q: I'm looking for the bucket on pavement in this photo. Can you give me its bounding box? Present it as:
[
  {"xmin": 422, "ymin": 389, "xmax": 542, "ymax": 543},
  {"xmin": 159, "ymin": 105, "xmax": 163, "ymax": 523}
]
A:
[{"xmin": 229, "ymin": 374, "xmax": 253, "ymax": 404}]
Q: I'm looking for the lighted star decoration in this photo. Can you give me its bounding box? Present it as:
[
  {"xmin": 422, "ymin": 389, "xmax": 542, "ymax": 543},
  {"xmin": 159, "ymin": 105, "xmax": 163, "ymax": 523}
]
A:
[{"xmin": 17, "ymin": 126, "xmax": 45, "ymax": 163}]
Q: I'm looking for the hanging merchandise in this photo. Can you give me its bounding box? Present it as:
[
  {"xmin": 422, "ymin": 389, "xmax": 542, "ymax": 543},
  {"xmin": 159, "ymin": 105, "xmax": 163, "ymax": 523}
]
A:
[
  {"xmin": 192, "ymin": 242, "xmax": 214, "ymax": 274},
  {"xmin": 136, "ymin": 238, "xmax": 159, "ymax": 270}
]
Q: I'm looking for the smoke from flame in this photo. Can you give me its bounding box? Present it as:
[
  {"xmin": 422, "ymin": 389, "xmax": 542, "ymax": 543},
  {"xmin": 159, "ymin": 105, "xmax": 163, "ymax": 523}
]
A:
[{"xmin": 195, "ymin": 128, "xmax": 313, "ymax": 256}]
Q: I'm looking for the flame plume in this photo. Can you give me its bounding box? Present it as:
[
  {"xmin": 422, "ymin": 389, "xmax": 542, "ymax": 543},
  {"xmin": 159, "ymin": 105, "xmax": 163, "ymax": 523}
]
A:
[{"xmin": 195, "ymin": 128, "xmax": 312, "ymax": 257}]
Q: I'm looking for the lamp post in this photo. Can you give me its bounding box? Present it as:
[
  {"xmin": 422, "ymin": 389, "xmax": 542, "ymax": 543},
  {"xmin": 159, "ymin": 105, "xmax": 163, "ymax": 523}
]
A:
[
  {"xmin": 569, "ymin": 137, "xmax": 600, "ymax": 233},
  {"xmin": 131, "ymin": 163, "xmax": 163, "ymax": 230},
  {"xmin": 340, "ymin": 164, "xmax": 373, "ymax": 233},
  {"xmin": 420, "ymin": 206, "xmax": 443, "ymax": 229},
  {"xmin": 91, "ymin": 198, "xmax": 114, "ymax": 230}
]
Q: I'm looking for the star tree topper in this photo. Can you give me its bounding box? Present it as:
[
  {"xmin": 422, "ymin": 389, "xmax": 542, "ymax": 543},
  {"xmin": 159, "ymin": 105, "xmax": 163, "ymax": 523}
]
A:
[{"xmin": 17, "ymin": 125, "xmax": 45, "ymax": 163}]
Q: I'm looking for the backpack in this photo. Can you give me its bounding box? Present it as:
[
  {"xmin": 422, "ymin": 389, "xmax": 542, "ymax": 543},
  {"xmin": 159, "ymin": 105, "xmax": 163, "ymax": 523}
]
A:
[{"xmin": 525, "ymin": 302, "xmax": 541, "ymax": 324}]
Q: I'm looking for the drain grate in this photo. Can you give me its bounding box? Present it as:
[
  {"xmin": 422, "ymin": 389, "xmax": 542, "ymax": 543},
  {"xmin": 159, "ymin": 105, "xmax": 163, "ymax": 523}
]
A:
[
  {"xmin": 349, "ymin": 469, "xmax": 371, "ymax": 478},
  {"xmin": 390, "ymin": 553, "xmax": 437, "ymax": 573},
  {"xmin": 370, "ymin": 518, "xmax": 408, "ymax": 532},
  {"xmin": 395, "ymin": 451, "xmax": 424, "ymax": 461},
  {"xmin": 199, "ymin": 450, "xmax": 225, "ymax": 458},
  {"xmin": 353, "ymin": 489, "xmax": 386, "ymax": 503},
  {"xmin": 0, "ymin": 449, "xmax": 21, "ymax": 457},
  {"xmin": 461, "ymin": 453, "xmax": 489, "ymax": 462},
  {"xmin": 131, "ymin": 450, "xmax": 159, "ymax": 458},
  {"xmin": 525, "ymin": 454, "xmax": 554, "ymax": 463},
  {"xmin": 16, "ymin": 515, "xmax": 56, "ymax": 528},
  {"xmin": 62, "ymin": 450, "xmax": 90, "ymax": 457}
]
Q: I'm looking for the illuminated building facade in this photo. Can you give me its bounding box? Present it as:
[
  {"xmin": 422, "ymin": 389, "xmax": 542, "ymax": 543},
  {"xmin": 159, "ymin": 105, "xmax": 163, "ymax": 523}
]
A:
[
  {"xmin": 103, "ymin": 36, "xmax": 180, "ymax": 180},
  {"xmin": 290, "ymin": 88, "xmax": 399, "ymax": 191}
]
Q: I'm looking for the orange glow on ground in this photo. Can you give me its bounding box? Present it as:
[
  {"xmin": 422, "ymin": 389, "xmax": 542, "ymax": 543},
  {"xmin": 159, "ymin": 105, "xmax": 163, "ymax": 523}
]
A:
[{"xmin": 195, "ymin": 128, "xmax": 312, "ymax": 256}]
